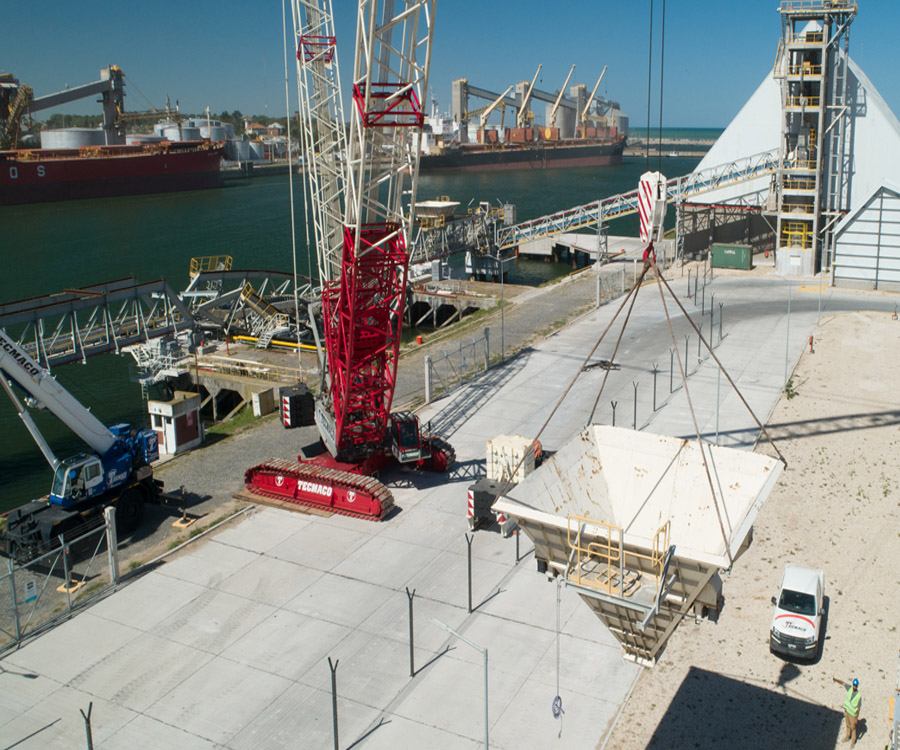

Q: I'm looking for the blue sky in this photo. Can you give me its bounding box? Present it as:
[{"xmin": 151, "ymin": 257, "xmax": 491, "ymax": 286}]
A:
[{"xmin": 6, "ymin": 0, "xmax": 899, "ymax": 128}]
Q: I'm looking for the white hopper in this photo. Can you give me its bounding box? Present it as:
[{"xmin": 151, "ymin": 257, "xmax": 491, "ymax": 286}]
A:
[{"xmin": 494, "ymin": 425, "xmax": 782, "ymax": 665}]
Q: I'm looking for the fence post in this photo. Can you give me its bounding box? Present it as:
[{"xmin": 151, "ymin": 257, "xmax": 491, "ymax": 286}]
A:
[
  {"xmin": 611, "ymin": 400, "xmax": 617, "ymax": 427},
  {"xmin": 104, "ymin": 506, "xmax": 119, "ymax": 586},
  {"xmin": 406, "ymin": 587, "xmax": 416, "ymax": 678},
  {"xmin": 633, "ymin": 381, "xmax": 639, "ymax": 429},
  {"xmin": 8, "ymin": 556, "xmax": 20, "ymax": 643},
  {"xmin": 80, "ymin": 702, "xmax": 93, "ymax": 750},
  {"xmin": 483, "ymin": 327, "xmax": 490, "ymax": 370},
  {"xmin": 424, "ymin": 355, "xmax": 433, "ymax": 404},
  {"xmin": 466, "ymin": 534, "xmax": 473, "ymax": 613},
  {"xmin": 719, "ymin": 302, "xmax": 724, "ymax": 342},
  {"xmin": 652, "ymin": 364, "xmax": 658, "ymax": 410},
  {"xmin": 669, "ymin": 348, "xmax": 675, "ymax": 393},
  {"xmin": 61, "ymin": 534, "xmax": 73, "ymax": 611},
  {"xmin": 328, "ymin": 657, "xmax": 339, "ymax": 750}
]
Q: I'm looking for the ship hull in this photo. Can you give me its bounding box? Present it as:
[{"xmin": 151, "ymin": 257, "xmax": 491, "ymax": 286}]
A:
[
  {"xmin": 0, "ymin": 142, "xmax": 225, "ymax": 206},
  {"xmin": 419, "ymin": 138, "xmax": 625, "ymax": 173}
]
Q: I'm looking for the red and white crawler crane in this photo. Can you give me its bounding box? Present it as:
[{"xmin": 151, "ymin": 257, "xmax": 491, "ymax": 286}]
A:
[{"xmin": 245, "ymin": 0, "xmax": 453, "ymax": 521}]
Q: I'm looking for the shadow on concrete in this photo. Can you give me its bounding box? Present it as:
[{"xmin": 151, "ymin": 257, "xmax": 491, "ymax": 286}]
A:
[
  {"xmin": 346, "ymin": 717, "xmax": 391, "ymax": 749},
  {"xmin": 426, "ymin": 347, "xmax": 533, "ymax": 439},
  {"xmin": 413, "ymin": 644, "xmax": 452, "ymax": 677},
  {"xmin": 646, "ymin": 666, "xmax": 843, "ymax": 750},
  {"xmin": 680, "ymin": 409, "xmax": 900, "ymax": 450}
]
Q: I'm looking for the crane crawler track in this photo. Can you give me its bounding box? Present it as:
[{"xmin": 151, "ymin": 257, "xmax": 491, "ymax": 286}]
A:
[{"xmin": 244, "ymin": 458, "xmax": 394, "ymax": 521}]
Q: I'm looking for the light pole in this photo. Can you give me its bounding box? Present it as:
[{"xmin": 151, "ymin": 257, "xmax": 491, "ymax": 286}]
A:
[{"xmin": 430, "ymin": 617, "xmax": 489, "ymax": 749}]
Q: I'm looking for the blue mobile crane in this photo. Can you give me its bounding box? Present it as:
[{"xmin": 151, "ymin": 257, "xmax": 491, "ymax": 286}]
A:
[{"xmin": 0, "ymin": 328, "xmax": 164, "ymax": 562}]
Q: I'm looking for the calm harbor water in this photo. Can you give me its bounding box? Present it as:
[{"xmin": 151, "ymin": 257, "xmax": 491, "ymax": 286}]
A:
[{"xmin": 0, "ymin": 149, "xmax": 706, "ymax": 511}]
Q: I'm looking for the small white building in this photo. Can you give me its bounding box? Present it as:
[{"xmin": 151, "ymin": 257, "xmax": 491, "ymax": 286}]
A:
[{"xmin": 148, "ymin": 391, "xmax": 203, "ymax": 456}]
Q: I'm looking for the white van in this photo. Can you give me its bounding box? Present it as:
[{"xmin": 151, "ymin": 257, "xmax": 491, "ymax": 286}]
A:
[{"xmin": 769, "ymin": 563, "xmax": 825, "ymax": 659}]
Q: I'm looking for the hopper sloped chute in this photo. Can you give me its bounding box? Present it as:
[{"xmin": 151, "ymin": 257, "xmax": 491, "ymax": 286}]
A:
[{"xmin": 494, "ymin": 425, "xmax": 782, "ymax": 665}]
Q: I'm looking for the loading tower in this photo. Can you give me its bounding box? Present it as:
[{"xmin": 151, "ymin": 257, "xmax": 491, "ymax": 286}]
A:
[{"xmin": 774, "ymin": 0, "xmax": 856, "ymax": 276}]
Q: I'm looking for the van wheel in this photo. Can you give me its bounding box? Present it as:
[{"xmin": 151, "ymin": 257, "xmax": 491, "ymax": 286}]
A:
[{"xmin": 115, "ymin": 489, "xmax": 144, "ymax": 536}]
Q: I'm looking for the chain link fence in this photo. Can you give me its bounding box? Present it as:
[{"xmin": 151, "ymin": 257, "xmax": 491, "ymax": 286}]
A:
[
  {"xmin": 0, "ymin": 507, "xmax": 119, "ymax": 655},
  {"xmin": 424, "ymin": 328, "xmax": 491, "ymax": 404}
]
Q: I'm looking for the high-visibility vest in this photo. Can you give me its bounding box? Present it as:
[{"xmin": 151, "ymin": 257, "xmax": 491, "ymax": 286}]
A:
[{"xmin": 844, "ymin": 688, "xmax": 861, "ymax": 716}]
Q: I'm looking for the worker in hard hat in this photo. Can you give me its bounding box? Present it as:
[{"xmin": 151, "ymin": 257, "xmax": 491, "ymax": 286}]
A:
[{"xmin": 832, "ymin": 676, "xmax": 862, "ymax": 746}]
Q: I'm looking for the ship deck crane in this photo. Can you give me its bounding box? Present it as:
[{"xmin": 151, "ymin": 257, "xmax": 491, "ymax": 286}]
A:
[
  {"xmin": 244, "ymin": 0, "xmax": 454, "ymax": 521},
  {"xmin": 580, "ymin": 65, "xmax": 607, "ymax": 129},
  {"xmin": 516, "ymin": 64, "xmax": 542, "ymax": 129},
  {"xmin": 469, "ymin": 85, "xmax": 514, "ymax": 132},
  {"xmin": 547, "ymin": 65, "xmax": 576, "ymax": 130},
  {"xmin": 0, "ymin": 327, "xmax": 166, "ymax": 562}
]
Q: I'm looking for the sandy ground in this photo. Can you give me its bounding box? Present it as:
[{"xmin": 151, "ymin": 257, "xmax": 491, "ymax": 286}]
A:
[{"xmin": 605, "ymin": 310, "xmax": 900, "ymax": 750}]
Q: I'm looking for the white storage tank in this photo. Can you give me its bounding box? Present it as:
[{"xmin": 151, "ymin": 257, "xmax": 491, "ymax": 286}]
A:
[
  {"xmin": 226, "ymin": 139, "xmax": 251, "ymax": 161},
  {"xmin": 200, "ymin": 124, "xmax": 227, "ymax": 142},
  {"xmin": 180, "ymin": 126, "xmax": 201, "ymax": 141},
  {"xmin": 248, "ymin": 140, "xmax": 266, "ymax": 160},
  {"xmin": 40, "ymin": 128, "xmax": 108, "ymax": 149}
]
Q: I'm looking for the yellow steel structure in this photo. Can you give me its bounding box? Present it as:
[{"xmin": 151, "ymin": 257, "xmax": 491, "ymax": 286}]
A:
[
  {"xmin": 190, "ymin": 255, "xmax": 233, "ymax": 276},
  {"xmin": 566, "ymin": 515, "xmax": 670, "ymax": 602}
]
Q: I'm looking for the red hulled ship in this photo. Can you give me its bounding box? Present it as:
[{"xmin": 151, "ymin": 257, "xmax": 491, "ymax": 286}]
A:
[{"xmin": 0, "ymin": 140, "xmax": 225, "ymax": 206}]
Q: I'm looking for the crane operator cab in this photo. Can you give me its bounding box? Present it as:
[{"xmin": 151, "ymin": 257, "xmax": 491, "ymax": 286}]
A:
[
  {"xmin": 390, "ymin": 412, "xmax": 425, "ymax": 463},
  {"xmin": 50, "ymin": 454, "xmax": 106, "ymax": 507}
]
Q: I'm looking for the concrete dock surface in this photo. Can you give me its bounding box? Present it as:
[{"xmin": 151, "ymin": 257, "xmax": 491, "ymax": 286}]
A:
[{"xmin": 1, "ymin": 264, "xmax": 897, "ymax": 749}]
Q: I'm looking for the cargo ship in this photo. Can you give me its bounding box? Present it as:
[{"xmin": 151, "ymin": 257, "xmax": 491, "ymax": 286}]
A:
[
  {"xmin": 1, "ymin": 67, "xmax": 226, "ymax": 206},
  {"xmin": 419, "ymin": 133, "xmax": 626, "ymax": 172},
  {"xmin": 0, "ymin": 140, "xmax": 225, "ymax": 206}
]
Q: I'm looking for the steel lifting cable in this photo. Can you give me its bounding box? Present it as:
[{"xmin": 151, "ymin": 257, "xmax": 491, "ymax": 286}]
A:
[
  {"xmin": 490, "ymin": 265, "xmax": 652, "ymax": 505},
  {"xmin": 552, "ymin": 575, "xmax": 565, "ymax": 725},
  {"xmin": 282, "ymin": 0, "xmax": 303, "ymax": 372},
  {"xmin": 651, "ymin": 260, "xmax": 734, "ymax": 567},
  {"xmin": 587, "ymin": 265, "xmax": 650, "ymax": 424},
  {"xmin": 653, "ymin": 268, "xmax": 787, "ymax": 466},
  {"xmin": 657, "ymin": 0, "xmax": 666, "ymax": 173},
  {"xmin": 645, "ymin": 0, "xmax": 654, "ymax": 172}
]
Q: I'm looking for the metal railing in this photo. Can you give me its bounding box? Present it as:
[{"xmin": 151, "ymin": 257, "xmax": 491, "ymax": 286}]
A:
[
  {"xmin": 497, "ymin": 150, "xmax": 781, "ymax": 250},
  {"xmin": 194, "ymin": 355, "xmax": 302, "ymax": 383},
  {"xmin": 190, "ymin": 255, "xmax": 234, "ymax": 276},
  {"xmin": 565, "ymin": 515, "xmax": 670, "ymax": 602}
]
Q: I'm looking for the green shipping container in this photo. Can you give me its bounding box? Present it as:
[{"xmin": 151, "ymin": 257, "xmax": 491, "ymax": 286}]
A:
[{"xmin": 710, "ymin": 243, "xmax": 752, "ymax": 270}]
